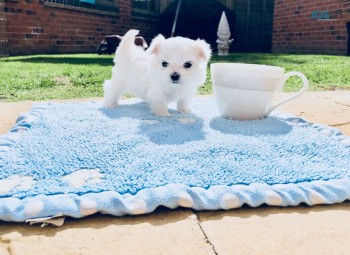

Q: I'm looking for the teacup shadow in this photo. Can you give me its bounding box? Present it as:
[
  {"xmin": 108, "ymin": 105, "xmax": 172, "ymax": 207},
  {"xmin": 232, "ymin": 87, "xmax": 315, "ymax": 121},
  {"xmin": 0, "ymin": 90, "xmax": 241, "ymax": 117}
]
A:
[
  {"xmin": 209, "ymin": 116, "xmax": 293, "ymax": 136},
  {"xmin": 100, "ymin": 101, "xmax": 150, "ymax": 120}
]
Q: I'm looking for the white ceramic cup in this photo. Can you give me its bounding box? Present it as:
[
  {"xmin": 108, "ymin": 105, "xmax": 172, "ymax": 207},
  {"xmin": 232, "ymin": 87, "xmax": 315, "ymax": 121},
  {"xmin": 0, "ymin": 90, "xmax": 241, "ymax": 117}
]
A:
[{"xmin": 211, "ymin": 63, "xmax": 309, "ymax": 120}]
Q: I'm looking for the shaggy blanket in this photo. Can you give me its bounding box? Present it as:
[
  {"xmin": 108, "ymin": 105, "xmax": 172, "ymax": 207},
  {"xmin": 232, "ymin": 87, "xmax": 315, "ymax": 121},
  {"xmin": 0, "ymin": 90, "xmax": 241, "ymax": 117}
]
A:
[{"xmin": 0, "ymin": 97, "xmax": 349, "ymax": 222}]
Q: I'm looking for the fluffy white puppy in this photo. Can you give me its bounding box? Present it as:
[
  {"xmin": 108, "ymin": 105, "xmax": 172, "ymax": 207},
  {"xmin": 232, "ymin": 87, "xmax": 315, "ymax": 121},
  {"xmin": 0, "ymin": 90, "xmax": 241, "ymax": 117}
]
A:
[{"xmin": 103, "ymin": 29, "xmax": 212, "ymax": 116}]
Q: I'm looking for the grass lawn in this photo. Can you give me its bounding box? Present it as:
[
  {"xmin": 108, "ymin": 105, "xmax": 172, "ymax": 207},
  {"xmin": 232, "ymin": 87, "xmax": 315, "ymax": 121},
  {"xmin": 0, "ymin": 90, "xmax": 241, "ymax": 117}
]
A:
[{"xmin": 0, "ymin": 53, "xmax": 350, "ymax": 102}]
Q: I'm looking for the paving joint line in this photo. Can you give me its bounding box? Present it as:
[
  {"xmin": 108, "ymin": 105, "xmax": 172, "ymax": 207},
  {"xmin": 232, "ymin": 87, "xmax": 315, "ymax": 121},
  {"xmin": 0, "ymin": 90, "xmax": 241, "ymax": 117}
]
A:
[
  {"xmin": 331, "ymin": 121, "xmax": 350, "ymax": 127},
  {"xmin": 193, "ymin": 211, "xmax": 219, "ymax": 255},
  {"xmin": 335, "ymin": 101, "xmax": 350, "ymax": 108}
]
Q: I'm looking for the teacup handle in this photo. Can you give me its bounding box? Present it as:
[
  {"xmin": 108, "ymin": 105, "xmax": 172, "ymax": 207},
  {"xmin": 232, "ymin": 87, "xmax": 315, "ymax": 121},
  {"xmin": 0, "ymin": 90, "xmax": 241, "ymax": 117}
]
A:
[{"xmin": 266, "ymin": 71, "xmax": 309, "ymax": 116}]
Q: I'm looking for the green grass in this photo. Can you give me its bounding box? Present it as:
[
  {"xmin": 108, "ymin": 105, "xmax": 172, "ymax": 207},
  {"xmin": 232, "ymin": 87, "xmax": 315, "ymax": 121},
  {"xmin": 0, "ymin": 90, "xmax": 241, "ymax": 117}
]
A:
[
  {"xmin": 0, "ymin": 53, "xmax": 349, "ymax": 102},
  {"xmin": 0, "ymin": 54, "xmax": 113, "ymax": 102}
]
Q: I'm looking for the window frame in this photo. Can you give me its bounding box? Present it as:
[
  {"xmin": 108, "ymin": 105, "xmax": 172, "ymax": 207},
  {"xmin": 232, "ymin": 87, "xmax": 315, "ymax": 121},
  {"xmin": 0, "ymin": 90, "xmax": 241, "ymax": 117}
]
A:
[
  {"xmin": 131, "ymin": 0, "xmax": 160, "ymax": 18},
  {"xmin": 44, "ymin": 0, "xmax": 119, "ymax": 16}
]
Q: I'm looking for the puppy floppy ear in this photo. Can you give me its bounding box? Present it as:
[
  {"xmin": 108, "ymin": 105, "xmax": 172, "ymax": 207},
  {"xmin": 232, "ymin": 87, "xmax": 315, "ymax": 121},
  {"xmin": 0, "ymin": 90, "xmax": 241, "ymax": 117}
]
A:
[
  {"xmin": 148, "ymin": 34, "xmax": 166, "ymax": 55},
  {"xmin": 193, "ymin": 39, "xmax": 212, "ymax": 62},
  {"xmin": 135, "ymin": 36, "xmax": 148, "ymax": 49}
]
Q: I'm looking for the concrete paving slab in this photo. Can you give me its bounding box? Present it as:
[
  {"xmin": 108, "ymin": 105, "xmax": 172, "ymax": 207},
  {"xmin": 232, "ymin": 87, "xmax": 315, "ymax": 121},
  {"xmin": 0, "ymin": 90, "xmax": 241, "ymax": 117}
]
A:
[
  {"xmin": 198, "ymin": 204, "xmax": 350, "ymax": 255},
  {"xmin": 0, "ymin": 209, "xmax": 215, "ymax": 255},
  {"xmin": 276, "ymin": 91, "xmax": 350, "ymax": 135}
]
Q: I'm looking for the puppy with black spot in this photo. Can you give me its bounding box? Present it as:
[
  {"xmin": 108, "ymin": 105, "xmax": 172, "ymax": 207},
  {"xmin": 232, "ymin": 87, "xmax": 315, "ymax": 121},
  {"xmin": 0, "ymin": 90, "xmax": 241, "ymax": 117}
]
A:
[{"xmin": 103, "ymin": 29, "xmax": 212, "ymax": 116}]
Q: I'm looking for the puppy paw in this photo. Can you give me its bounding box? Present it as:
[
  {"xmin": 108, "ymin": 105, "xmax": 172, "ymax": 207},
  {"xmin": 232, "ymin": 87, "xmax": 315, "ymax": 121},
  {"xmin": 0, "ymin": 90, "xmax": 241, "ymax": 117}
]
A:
[
  {"xmin": 152, "ymin": 107, "xmax": 172, "ymax": 117},
  {"xmin": 154, "ymin": 110, "xmax": 172, "ymax": 117},
  {"xmin": 178, "ymin": 106, "xmax": 192, "ymax": 114},
  {"xmin": 103, "ymin": 101, "xmax": 119, "ymax": 108},
  {"xmin": 150, "ymin": 102, "xmax": 171, "ymax": 117},
  {"xmin": 177, "ymin": 101, "xmax": 192, "ymax": 113}
]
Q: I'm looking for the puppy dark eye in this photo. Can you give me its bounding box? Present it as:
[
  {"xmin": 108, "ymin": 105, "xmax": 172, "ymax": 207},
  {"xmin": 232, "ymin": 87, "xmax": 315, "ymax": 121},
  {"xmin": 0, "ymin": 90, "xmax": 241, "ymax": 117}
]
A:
[
  {"xmin": 183, "ymin": 62, "xmax": 192, "ymax": 69},
  {"xmin": 162, "ymin": 61, "xmax": 169, "ymax": 67}
]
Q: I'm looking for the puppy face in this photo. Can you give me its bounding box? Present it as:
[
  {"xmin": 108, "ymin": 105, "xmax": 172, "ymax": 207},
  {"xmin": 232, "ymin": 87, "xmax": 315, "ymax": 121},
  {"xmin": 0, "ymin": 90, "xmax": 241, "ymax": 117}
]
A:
[{"xmin": 149, "ymin": 36, "xmax": 211, "ymax": 87}]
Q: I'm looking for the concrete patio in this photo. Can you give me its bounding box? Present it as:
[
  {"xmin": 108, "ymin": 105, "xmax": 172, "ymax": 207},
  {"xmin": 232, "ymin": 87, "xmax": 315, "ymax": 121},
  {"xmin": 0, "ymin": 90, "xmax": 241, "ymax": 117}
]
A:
[{"xmin": 0, "ymin": 91, "xmax": 350, "ymax": 255}]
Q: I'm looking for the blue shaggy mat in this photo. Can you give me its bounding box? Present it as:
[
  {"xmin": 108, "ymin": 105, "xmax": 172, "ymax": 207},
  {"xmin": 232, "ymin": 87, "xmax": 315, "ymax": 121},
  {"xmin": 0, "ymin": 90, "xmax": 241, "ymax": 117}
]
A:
[{"xmin": 1, "ymin": 97, "xmax": 350, "ymax": 222}]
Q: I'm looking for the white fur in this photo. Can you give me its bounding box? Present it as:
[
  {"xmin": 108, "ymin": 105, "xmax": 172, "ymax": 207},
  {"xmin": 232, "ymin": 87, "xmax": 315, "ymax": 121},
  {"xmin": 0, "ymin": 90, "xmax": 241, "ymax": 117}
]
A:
[{"xmin": 103, "ymin": 29, "xmax": 212, "ymax": 116}]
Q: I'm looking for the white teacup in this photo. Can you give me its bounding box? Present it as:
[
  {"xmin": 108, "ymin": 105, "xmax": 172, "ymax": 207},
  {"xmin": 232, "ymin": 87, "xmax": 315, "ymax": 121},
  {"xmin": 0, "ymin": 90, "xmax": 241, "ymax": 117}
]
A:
[{"xmin": 211, "ymin": 63, "xmax": 309, "ymax": 120}]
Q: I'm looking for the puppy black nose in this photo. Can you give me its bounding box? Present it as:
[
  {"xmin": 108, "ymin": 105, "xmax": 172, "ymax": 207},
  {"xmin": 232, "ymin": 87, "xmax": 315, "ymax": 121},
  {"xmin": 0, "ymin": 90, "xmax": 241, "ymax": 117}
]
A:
[{"xmin": 170, "ymin": 72, "xmax": 180, "ymax": 82}]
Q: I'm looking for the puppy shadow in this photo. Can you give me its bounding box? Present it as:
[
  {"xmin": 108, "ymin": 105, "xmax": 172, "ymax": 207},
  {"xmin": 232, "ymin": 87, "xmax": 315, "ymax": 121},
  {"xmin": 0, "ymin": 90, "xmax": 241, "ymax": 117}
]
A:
[
  {"xmin": 100, "ymin": 102, "xmax": 205, "ymax": 145},
  {"xmin": 100, "ymin": 102, "xmax": 150, "ymax": 119},
  {"xmin": 209, "ymin": 116, "xmax": 293, "ymax": 136}
]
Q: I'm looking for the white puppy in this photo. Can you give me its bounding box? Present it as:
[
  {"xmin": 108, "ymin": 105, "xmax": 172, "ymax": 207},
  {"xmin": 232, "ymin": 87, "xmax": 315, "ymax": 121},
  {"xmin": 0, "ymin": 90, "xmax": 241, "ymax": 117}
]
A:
[{"xmin": 103, "ymin": 29, "xmax": 212, "ymax": 116}]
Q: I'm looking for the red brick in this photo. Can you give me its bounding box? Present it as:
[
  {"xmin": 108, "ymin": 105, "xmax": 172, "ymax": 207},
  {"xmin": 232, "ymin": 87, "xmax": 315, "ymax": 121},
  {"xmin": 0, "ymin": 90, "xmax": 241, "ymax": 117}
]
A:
[
  {"xmin": 272, "ymin": 0, "xmax": 348, "ymax": 55},
  {"xmin": 4, "ymin": 0, "xmax": 158, "ymax": 55}
]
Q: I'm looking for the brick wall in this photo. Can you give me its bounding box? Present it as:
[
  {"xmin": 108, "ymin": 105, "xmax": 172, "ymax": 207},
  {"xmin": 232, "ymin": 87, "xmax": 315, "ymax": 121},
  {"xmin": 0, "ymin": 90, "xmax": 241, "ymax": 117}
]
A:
[
  {"xmin": 4, "ymin": 0, "xmax": 159, "ymax": 55},
  {"xmin": 0, "ymin": 0, "xmax": 7, "ymax": 56},
  {"xmin": 272, "ymin": 0, "xmax": 350, "ymax": 55}
]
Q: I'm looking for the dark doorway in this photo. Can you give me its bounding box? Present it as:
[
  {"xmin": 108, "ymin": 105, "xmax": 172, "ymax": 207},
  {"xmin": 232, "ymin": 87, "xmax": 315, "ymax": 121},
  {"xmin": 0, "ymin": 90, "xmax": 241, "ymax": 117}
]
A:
[
  {"xmin": 158, "ymin": 0, "xmax": 274, "ymax": 53},
  {"xmin": 231, "ymin": 0, "xmax": 274, "ymax": 53},
  {"xmin": 159, "ymin": 0, "xmax": 236, "ymax": 53}
]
